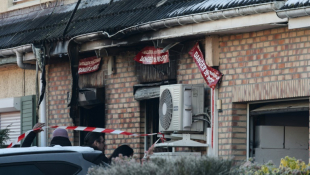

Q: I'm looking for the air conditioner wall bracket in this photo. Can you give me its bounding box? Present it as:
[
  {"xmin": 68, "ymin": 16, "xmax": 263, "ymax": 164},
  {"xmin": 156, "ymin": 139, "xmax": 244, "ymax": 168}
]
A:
[{"xmin": 154, "ymin": 134, "xmax": 209, "ymax": 148}]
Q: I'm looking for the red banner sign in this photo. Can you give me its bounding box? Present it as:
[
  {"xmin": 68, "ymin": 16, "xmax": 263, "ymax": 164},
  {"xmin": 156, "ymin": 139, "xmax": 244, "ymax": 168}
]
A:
[
  {"xmin": 134, "ymin": 46, "xmax": 169, "ymax": 65},
  {"xmin": 78, "ymin": 56, "xmax": 101, "ymax": 75},
  {"xmin": 189, "ymin": 43, "xmax": 222, "ymax": 89}
]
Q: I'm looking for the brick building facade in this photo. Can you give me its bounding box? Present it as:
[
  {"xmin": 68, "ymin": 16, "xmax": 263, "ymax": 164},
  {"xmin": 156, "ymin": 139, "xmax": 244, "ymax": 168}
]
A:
[
  {"xmin": 218, "ymin": 27, "xmax": 310, "ymax": 162},
  {"xmin": 2, "ymin": 0, "xmax": 310, "ymax": 165},
  {"xmin": 47, "ymin": 58, "xmax": 74, "ymax": 144},
  {"xmin": 46, "ymin": 48, "xmax": 211, "ymax": 157},
  {"xmin": 45, "ymin": 26, "xmax": 310, "ymax": 161},
  {"xmin": 103, "ymin": 52, "xmax": 143, "ymax": 156}
]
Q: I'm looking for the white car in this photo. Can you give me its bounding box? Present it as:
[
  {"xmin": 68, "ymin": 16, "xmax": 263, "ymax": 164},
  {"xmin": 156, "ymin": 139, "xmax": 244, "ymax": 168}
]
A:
[{"xmin": 0, "ymin": 146, "xmax": 108, "ymax": 175}]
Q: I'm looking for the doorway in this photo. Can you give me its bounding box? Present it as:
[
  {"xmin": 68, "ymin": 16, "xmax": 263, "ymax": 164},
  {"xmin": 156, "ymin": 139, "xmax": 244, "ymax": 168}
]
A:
[
  {"xmin": 79, "ymin": 103, "xmax": 105, "ymax": 145},
  {"xmin": 144, "ymin": 98, "xmax": 159, "ymax": 149}
]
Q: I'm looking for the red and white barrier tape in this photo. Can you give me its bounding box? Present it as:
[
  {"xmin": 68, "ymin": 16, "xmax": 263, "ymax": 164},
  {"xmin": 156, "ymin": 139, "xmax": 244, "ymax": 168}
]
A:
[{"xmin": 7, "ymin": 126, "xmax": 161, "ymax": 148}]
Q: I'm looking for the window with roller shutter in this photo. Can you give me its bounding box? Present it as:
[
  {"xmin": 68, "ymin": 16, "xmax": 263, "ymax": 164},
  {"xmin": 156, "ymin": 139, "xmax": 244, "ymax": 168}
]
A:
[{"xmin": 0, "ymin": 112, "xmax": 21, "ymax": 145}]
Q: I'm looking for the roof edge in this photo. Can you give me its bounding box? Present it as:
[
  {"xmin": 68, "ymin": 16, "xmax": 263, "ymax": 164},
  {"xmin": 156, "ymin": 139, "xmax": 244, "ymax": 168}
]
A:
[
  {"xmin": 277, "ymin": 6, "xmax": 310, "ymax": 18},
  {"xmin": 103, "ymin": 1, "xmax": 285, "ymax": 38},
  {"xmin": 0, "ymin": 44, "xmax": 32, "ymax": 57},
  {"xmin": 1, "ymin": 2, "xmax": 286, "ymax": 53}
]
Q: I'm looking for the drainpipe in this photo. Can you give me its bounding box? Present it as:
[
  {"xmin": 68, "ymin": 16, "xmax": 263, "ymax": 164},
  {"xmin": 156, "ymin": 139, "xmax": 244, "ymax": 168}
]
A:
[
  {"xmin": 40, "ymin": 72, "xmax": 47, "ymax": 147},
  {"xmin": 212, "ymin": 88, "xmax": 219, "ymax": 157},
  {"xmin": 15, "ymin": 48, "xmax": 36, "ymax": 70}
]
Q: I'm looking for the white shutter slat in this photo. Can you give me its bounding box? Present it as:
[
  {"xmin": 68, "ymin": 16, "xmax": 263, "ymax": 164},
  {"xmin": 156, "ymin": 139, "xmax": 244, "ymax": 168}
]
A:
[{"xmin": 0, "ymin": 112, "xmax": 21, "ymax": 145}]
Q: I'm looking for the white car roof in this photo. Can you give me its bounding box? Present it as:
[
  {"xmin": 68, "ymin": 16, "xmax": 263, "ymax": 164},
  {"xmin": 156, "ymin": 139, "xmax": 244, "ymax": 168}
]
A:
[{"xmin": 0, "ymin": 146, "xmax": 95, "ymax": 155}]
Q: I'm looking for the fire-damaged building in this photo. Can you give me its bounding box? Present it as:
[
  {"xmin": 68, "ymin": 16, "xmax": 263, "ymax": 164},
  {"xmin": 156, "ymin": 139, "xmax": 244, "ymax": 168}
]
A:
[{"xmin": 1, "ymin": 0, "xmax": 310, "ymax": 164}]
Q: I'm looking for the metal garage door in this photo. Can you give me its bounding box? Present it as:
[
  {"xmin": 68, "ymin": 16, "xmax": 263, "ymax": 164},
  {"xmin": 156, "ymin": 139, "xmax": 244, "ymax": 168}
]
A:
[{"xmin": 0, "ymin": 112, "xmax": 20, "ymax": 145}]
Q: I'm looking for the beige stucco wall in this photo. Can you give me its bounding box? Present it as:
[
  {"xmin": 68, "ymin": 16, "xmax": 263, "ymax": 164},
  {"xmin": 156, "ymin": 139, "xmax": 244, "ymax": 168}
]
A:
[
  {"xmin": 0, "ymin": 0, "xmax": 9, "ymax": 13},
  {"xmin": 0, "ymin": 0, "xmax": 78, "ymax": 13},
  {"xmin": 0, "ymin": 65, "xmax": 36, "ymax": 99}
]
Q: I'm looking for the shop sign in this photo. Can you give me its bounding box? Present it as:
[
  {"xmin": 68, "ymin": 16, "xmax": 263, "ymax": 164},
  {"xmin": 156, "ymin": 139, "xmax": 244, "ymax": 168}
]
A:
[
  {"xmin": 134, "ymin": 46, "xmax": 169, "ymax": 65},
  {"xmin": 189, "ymin": 43, "xmax": 222, "ymax": 89},
  {"xmin": 78, "ymin": 56, "xmax": 101, "ymax": 75}
]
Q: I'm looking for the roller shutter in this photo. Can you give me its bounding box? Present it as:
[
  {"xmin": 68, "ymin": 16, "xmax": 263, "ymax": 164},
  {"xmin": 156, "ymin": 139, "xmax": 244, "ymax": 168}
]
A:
[{"xmin": 0, "ymin": 112, "xmax": 20, "ymax": 145}]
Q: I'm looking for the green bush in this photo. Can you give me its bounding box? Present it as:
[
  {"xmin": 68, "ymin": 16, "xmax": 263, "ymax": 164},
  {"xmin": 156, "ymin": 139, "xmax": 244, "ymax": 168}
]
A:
[
  {"xmin": 0, "ymin": 126, "xmax": 10, "ymax": 148},
  {"xmin": 87, "ymin": 155, "xmax": 234, "ymax": 175},
  {"xmin": 233, "ymin": 156, "xmax": 310, "ymax": 175},
  {"xmin": 88, "ymin": 155, "xmax": 310, "ymax": 175}
]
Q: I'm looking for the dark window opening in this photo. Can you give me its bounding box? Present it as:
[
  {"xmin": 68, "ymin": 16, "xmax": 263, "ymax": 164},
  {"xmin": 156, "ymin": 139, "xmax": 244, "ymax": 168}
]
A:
[
  {"xmin": 79, "ymin": 103, "xmax": 105, "ymax": 145},
  {"xmin": 145, "ymin": 98, "xmax": 159, "ymax": 149},
  {"xmin": 143, "ymin": 98, "xmax": 172, "ymax": 152}
]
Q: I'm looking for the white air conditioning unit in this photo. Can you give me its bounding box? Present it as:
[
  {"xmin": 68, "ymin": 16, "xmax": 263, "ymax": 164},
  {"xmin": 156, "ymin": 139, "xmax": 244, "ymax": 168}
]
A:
[{"xmin": 159, "ymin": 84, "xmax": 205, "ymax": 133}]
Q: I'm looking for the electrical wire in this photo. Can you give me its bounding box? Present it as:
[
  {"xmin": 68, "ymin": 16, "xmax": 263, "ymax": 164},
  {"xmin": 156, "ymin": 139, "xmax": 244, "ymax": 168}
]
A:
[
  {"xmin": 63, "ymin": 0, "xmax": 81, "ymax": 37},
  {"xmin": 193, "ymin": 113, "xmax": 211, "ymax": 122},
  {"xmin": 193, "ymin": 118, "xmax": 210, "ymax": 125},
  {"xmin": 33, "ymin": 0, "xmax": 59, "ymax": 21},
  {"xmin": 192, "ymin": 113, "xmax": 211, "ymax": 126}
]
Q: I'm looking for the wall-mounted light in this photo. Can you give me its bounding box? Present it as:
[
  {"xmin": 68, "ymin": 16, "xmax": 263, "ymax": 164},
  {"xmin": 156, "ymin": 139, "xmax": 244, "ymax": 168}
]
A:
[{"xmin": 217, "ymin": 99, "xmax": 222, "ymax": 112}]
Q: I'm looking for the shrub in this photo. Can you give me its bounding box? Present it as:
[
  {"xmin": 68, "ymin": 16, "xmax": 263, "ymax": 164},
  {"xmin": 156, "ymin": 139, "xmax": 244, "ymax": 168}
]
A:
[
  {"xmin": 87, "ymin": 155, "xmax": 234, "ymax": 175},
  {"xmin": 232, "ymin": 156, "xmax": 310, "ymax": 175},
  {"xmin": 0, "ymin": 126, "xmax": 10, "ymax": 148},
  {"xmin": 89, "ymin": 155, "xmax": 310, "ymax": 175}
]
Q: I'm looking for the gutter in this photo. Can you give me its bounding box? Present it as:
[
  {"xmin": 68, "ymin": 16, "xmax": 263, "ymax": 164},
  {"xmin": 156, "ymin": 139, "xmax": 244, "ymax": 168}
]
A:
[
  {"xmin": 0, "ymin": 44, "xmax": 35, "ymax": 70},
  {"xmin": 67, "ymin": 2, "xmax": 286, "ymax": 48},
  {"xmin": 69, "ymin": 32, "xmax": 105, "ymax": 44},
  {"xmin": 0, "ymin": 44, "xmax": 32, "ymax": 57},
  {"xmin": 69, "ymin": 31, "xmax": 129, "ymax": 50},
  {"xmin": 103, "ymin": 2, "xmax": 285, "ymax": 38},
  {"xmin": 277, "ymin": 7, "xmax": 310, "ymax": 18}
]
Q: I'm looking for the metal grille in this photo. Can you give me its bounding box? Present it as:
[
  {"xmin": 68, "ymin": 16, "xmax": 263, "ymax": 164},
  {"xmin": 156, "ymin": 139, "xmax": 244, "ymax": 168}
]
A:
[{"xmin": 159, "ymin": 89, "xmax": 173, "ymax": 130}]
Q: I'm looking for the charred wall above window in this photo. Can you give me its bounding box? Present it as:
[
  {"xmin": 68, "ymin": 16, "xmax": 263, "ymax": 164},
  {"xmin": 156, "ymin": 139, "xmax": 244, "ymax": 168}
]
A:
[{"xmin": 135, "ymin": 56, "xmax": 177, "ymax": 83}]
